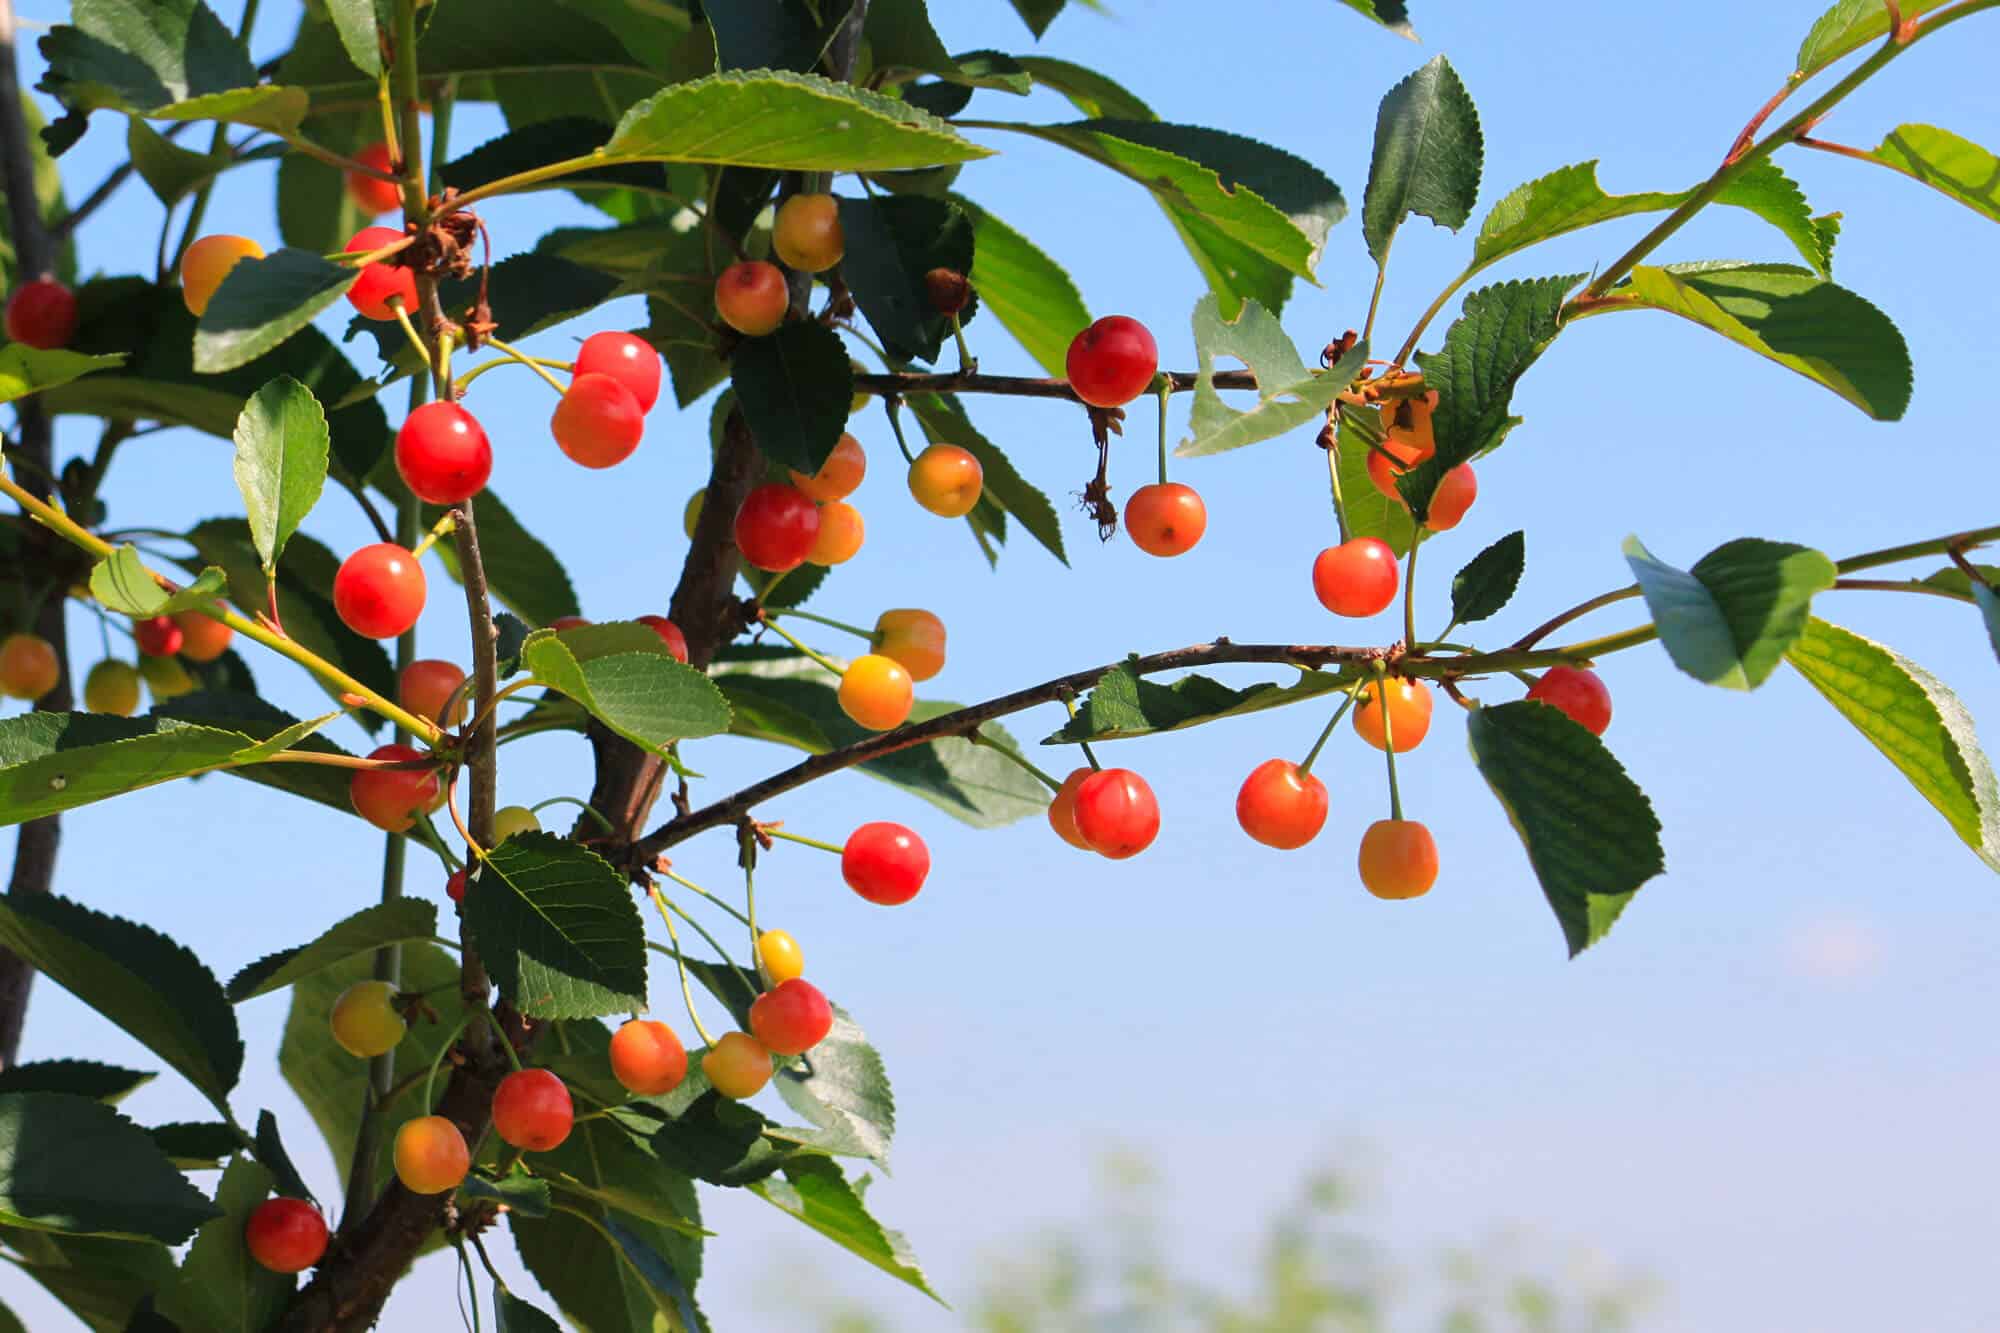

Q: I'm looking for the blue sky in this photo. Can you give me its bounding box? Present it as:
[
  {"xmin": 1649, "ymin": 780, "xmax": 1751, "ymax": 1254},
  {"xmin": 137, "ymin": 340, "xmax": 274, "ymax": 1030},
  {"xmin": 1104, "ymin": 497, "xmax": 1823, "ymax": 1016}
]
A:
[{"xmin": 5, "ymin": 1, "xmax": 1999, "ymax": 1329}]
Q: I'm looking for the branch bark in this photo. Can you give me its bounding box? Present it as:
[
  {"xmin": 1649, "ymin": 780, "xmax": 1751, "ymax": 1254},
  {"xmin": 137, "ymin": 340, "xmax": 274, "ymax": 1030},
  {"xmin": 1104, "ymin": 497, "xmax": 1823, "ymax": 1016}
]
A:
[{"xmin": 851, "ymin": 368, "xmax": 1258, "ymax": 402}]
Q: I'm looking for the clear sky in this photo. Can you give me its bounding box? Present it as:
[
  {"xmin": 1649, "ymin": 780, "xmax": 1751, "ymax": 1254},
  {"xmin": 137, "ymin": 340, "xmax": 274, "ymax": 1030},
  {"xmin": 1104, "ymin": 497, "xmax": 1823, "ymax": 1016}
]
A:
[{"xmin": 5, "ymin": 2, "xmax": 1998, "ymax": 1330}]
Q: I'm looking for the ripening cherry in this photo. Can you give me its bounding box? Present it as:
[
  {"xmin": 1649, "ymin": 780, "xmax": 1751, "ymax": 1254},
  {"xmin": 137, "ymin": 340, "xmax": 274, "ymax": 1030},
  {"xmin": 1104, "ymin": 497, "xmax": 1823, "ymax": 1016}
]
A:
[
  {"xmin": 1353, "ymin": 677, "xmax": 1433, "ymax": 753},
  {"xmin": 1358, "ymin": 818, "xmax": 1439, "ymax": 900},
  {"xmin": 399, "ymin": 658, "xmax": 467, "ymax": 727},
  {"xmin": 491, "ymin": 1068, "xmax": 574, "ymax": 1152},
  {"xmin": 906, "ymin": 443, "xmax": 983, "ymax": 518},
  {"xmin": 1424, "ymin": 464, "xmax": 1478, "ymax": 532},
  {"xmin": 683, "ymin": 489, "xmax": 705, "ymax": 540},
  {"xmin": 872, "ymin": 608, "xmax": 945, "ymax": 682},
  {"xmin": 548, "ymin": 616, "xmax": 590, "ymax": 632},
  {"xmin": 1046, "ymin": 766, "xmax": 1095, "ymax": 850},
  {"xmin": 1235, "ymin": 759, "xmax": 1329, "ymax": 850},
  {"xmin": 1365, "ymin": 437, "xmax": 1431, "ymax": 501},
  {"xmin": 733, "ymin": 483, "xmax": 820, "ymax": 572},
  {"xmin": 842, "ymin": 821, "xmax": 929, "ymax": 905},
  {"xmin": 493, "ymin": 805, "xmax": 541, "ymax": 841},
  {"xmin": 714, "ymin": 260, "xmax": 788, "ymax": 336},
  {"xmin": 924, "ymin": 267, "xmax": 971, "ymax": 317},
  {"xmin": 83, "ymin": 660, "xmax": 140, "ymax": 716},
  {"xmin": 702, "ymin": 1031, "xmax": 773, "ymax": 1100},
  {"xmin": 1123, "ymin": 482, "xmax": 1207, "ymax": 557},
  {"xmin": 333, "ymin": 543, "xmax": 426, "ymax": 638},
  {"xmin": 756, "ymin": 929, "xmax": 804, "ymax": 985},
  {"xmin": 1066, "ymin": 315, "xmax": 1158, "ymax": 408},
  {"xmin": 1312, "ymin": 539, "xmax": 1399, "ymax": 618},
  {"xmin": 180, "ymin": 234, "xmax": 264, "ymax": 317},
  {"xmin": 1073, "ymin": 768, "xmax": 1161, "ymax": 859},
  {"xmin": 749, "ymin": 978, "xmax": 834, "ymax": 1056},
  {"xmin": 393, "ymin": 1115, "xmax": 471, "ymax": 1194},
  {"xmin": 243, "ymin": 1198, "xmax": 328, "ymax": 1274},
  {"xmin": 0, "ymin": 633, "xmax": 58, "ymax": 701},
  {"xmin": 773, "ymin": 193, "xmax": 845, "ymax": 273},
  {"xmin": 838, "ymin": 653, "xmax": 913, "ymax": 731},
  {"xmin": 4, "ymin": 278, "xmax": 78, "ymax": 349},
  {"xmin": 132, "ymin": 615, "xmax": 183, "ymax": 658},
  {"xmin": 396, "ymin": 401, "xmax": 493, "ymax": 504},
  {"xmin": 1526, "ymin": 665, "xmax": 1613, "ymax": 736},
  {"xmin": 552, "ymin": 372, "xmax": 644, "ymax": 469},
  {"xmin": 788, "ymin": 433, "xmax": 866, "ymax": 502},
  {"xmin": 573, "ymin": 330, "xmax": 663, "ymax": 413},
  {"xmin": 1385, "ymin": 388, "xmax": 1439, "ymax": 453},
  {"xmin": 349, "ymin": 743, "xmax": 441, "ymax": 832},
  {"xmin": 808, "ymin": 501, "xmax": 865, "ymax": 566},
  {"xmin": 346, "ymin": 142, "xmax": 402, "ymax": 215},
  {"xmin": 636, "ymin": 615, "xmax": 690, "ymax": 663},
  {"xmin": 609, "ymin": 1018, "xmax": 688, "ymax": 1096},
  {"xmin": 138, "ymin": 652, "xmax": 195, "ymax": 701},
  {"xmin": 171, "ymin": 609, "xmax": 234, "ymax": 663},
  {"xmin": 343, "ymin": 226, "xmax": 418, "ymax": 320},
  {"xmin": 329, "ymin": 979, "xmax": 407, "ymax": 1057},
  {"xmin": 446, "ymin": 867, "xmax": 467, "ymax": 904}
]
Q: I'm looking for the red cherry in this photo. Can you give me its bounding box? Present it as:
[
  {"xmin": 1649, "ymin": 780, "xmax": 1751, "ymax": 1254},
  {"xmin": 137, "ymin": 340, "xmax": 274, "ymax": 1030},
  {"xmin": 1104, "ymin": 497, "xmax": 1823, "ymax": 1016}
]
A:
[
  {"xmin": 1525, "ymin": 665, "xmax": 1613, "ymax": 736},
  {"xmin": 491, "ymin": 1068, "xmax": 574, "ymax": 1152},
  {"xmin": 1072, "ymin": 768, "xmax": 1160, "ymax": 859},
  {"xmin": 346, "ymin": 142, "xmax": 402, "ymax": 215},
  {"xmin": 133, "ymin": 615, "xmax": 184, "ymax": 658},
  {"xmin": 243, "ymin": 1198, "xmax": 328, "ymax": 1274},
  {"xmin": 1065, "ymin": 315, "xmax": 1158, "ymax": 408},
  {"xmin": 551, "ymin": 372, "xmax": 644, "ymax": 469},
  {"xmin": 1235, "ymin": 759, "xmax": 1329, "ymax": 850},
  {"xmin": 636, "ymin": 615, "xmax": 689, "ymax": 663},
  {"xmin": 1312, "ymin": 539, "xmax": 1399, "ymax": 617},
  {"xmin": 446, "ymin": 867, "xmax": 467, "ymax": 903},
  {"xmin": 841, "ymin": 822, "xmax": 929, "ymax": 905},
  {"xmin": 343, "ymin": 227, "xmax": 418, "ymax": 320},
  {"xmin": 733, "ymin": 484, "xmax": 820, "ymax": 573},
  {"xmin": 349, "ymin": 744, "xmax": 440, "ymax": 832},
  {"xmin": 395, "ymin": 401, "xmax": 492, "ymax": 504},
  {"xmin": 1047, "ymin": 766, "xmax": 1096, "ymax": 850},
  {"xmin": 573, "ymin": 331, "xmax": 662, "ymax": 413},
  {"xmin": 4, "ymin": 278, "xmax": 78, "ymax": 349},
  {"xmin": 1424, "ymin": 463, "xmax": 1478, "ymax": 531},
  {"xmin": 748, "ymin": 978, "xmax": 834, "ymax": 1056},
  {"xmin": 333, "ymin": 543, "xmax": 426, "ymax": 639},
  {"xmin": 1123, "ymin": 482, "xmax": 1207, "ymax": 557}
]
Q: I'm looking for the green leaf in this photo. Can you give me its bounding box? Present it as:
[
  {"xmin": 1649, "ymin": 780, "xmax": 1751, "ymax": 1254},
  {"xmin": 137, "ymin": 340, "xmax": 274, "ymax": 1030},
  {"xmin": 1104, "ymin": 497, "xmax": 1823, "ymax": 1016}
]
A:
[
  {"xmin": 838, "ymin": 194, "xmax": 975, "ymax": 365},
  {"xmin": 952, "ymin": 196, "xmax": 1090, "ymax": 375},
  {"xmin": 194, "ymin": 250, "xmax": 358, "ymax": 374},
  {"xmin": 1363, "ymin": 55, "xmax": 1482, "ymax": 265},
  {"xmin": 1466, "ymin": 701, "xmax": 1666, "ymax": 956},
  {"xmin": 154, "ymin": 1155, "xmax": 290, "ymax": 1333},
  {"xmin": 908, "ymin": 392, "xmax": 1066, "ymax": 564},
  {"xmin": 1014, "ymin": 56, "xmax": 1155, "ymax": 120},
  {"xmin": 125, "ymin": 117, "xmax": 231, "ymax": 208},
  {"xmin": 153, "ymin": 692, "xmax": 359, "ymax": 814},
  {"xmin": 1177, "ymin": 296, "xmax": 1369, "ymax": 457},
  {"xmin": 771, "ymin": 1006, "xmax": 896, "ymax": 1167},
  {"xmin": 1007, "ymin": 0, "xmax": 1067, "ymax": 37},
  {"xmin": 0, "ymin": 1093, "xmax": 219, "ymax": 1244},
  {"xmin": 251, "ymin": 1110, "xmax": 312, "ymax": 1203},
  {"xmin": 1796, "ymin": 0, "xmax": 1953, "ymax": 79},
  {"xmin": 441, "ymin": 117, "xmax": 670, "ymax": 203},
  {"xmin": 1450, "ymin": 531, "xmax": 1526, "ymax": 626},
  {"xmin": 1338, "ymin": 0, "xmax": 1418, "ymax": 36},
  {"xmin": 0, "ymin": 894, "xmax": 241, "ymax": 1112},
  {"xmin": 0, "ymin": 711, "xmax": 270, "ymax": 824},
  {"xmin": 1583, "ymin": 263, "xmax": 1911, "ymax": 420},
  {"xmin": 1044, "ymin": 658, "xmax": 1351, "ymax": 744},
  {"xmin": 495, "ymin": 1291, "xmax": 564, "ymax": 1333},
  {"xmin": 467, "ymin": 834, "xmax": 648, "ymax": 1020},
  {"xmin": 522, "ymin": 626, "xmax": 732, "ymax": 758},
  {"xmin": 0, "ymin": 1060, "xmax": 153, "ymax": 1105},
  {"xmin": 1786, "ymin": 617, "xmax": 2000, "ymax": 871},
  {"xmin": 732, "ymin": 321, "xmax": 854, "ymax": 475},
  {"xmin": 146, "ymin": 1120, "xmax": 240, "ymax": 1169},
  {"xmin": 323, "ymin": 0, "xmax": 386, "ymax": 79},
  {"xmin": 750, "ymin": 1156, "xmax": 939, "ymax": 1300},
  {"xmin": 226, "ymin": 899, "xmax": 439, "ymax": 1002},
  {"xmin": 231, "ymin": 376, "xmax": 328, "ymax": 574},
  {"xmin": 460, "ymin": 1164, "xmax": 551, "ymax": 1220},
  {"xmin": 1858, "ymin": 123, "xmax": 2000, "ymax": 224},
  {"xmin": 1623, "ymin": 536, "xmax": 1837, "ymax": 690},
  {"xmin": 540, "ymin": 1170, "xmax": 705, "ymax": 1237},
  {"xmin": 0, "ymin": 345, "xmax": 122, "ymax": 405},
  {"xmin": 87, "ymin": 546, "xmax": 227, "ymax": 619},
  {"xmin": 1333, "ymin": 400, "xmax": 1419, "ymax": 557},
  {"xmin": 422, "ymin": 488, "xmax": 582, "ymax": 629},
  {"xmin": 0, "ymin": 1226, "xmax": 173, "ymax": 1330}
]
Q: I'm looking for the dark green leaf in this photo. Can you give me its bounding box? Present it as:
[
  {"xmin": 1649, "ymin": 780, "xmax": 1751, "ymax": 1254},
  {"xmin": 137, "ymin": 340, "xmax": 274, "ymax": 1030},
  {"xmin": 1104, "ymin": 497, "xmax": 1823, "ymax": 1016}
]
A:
[
  {"xmin": 1786, "ymin": 617, "xmax": 2000, "ymax": 871},
  {"xmin": 706, "ymin": 0, "xmax": 827, "ymax": 72},
  {"xmin": 0, "ymin": 711, "xmax": 253, "ymax": 823},
  {"xmin": 1623, "ymin": 536, "xmax": 1837, "ymax": 690},
  {"xmin": 1858, "ymin": 123, "xmax": 2000, "ymax": 224},
  {"xmin": 631, "ymin": 1092, "xmax": 808, "ymax": 1188},
  {"xmin": 952, "ymin": 195, "xmax": 1089, "ymax": 375},
  {"xmin": 837, "ymin": 195, "xmax": 974, "ymax": 365},
  {"xmin": 194, "ymin": 250, "xmax": 357, "ymax": 374},
  {"xmin": 1006, "ymin": 0, "xmax": 1067, "ymax": 37},
  {"xmin": 231, "ymin": 376, "xmax": 328, "ymax": 572},
  {"xmin": 124, "ymin": 117, "xmax": 233, "ymax": 209},
  {"xmin": 468, "ymin": 834, "xmax": 648, "ymax": 1019},
  {"xmin": 0, "ymin": 894, "xmax": 241, "ymax": 1111},
  {"xmin": 1177, "ymin": 297, "xmax": 1368, "ymax": 457},
  {"xmin": 769, "ymin": 1006, "xmax": 896, "ymax": 1168},
  {"xmin": 323, "ymin": 0, "xmax": 386, "ymax": 79},
  {"xmin": 154, "ymin": 1155, "xmax": 289, "ymax": 1333},
  {"xmin": 460, "ymin": 1165, "xmax": 551, "ymax": 1219},
  {"xmin": 732, "ymin": 321, "xmax": 854, "ymax": 474},
  {"xmin": 1972, "ymin": 583, "xmax": 2000, "ymax": 665},
  {"xmin": 0, "ymin": 345, "xmax": 122, "ymax": 405},
  {"xmin": 1797, "ymin": 0, "xmax": 1952, "ymax": 79},
  {"xmin": 0, "ymin": 1093, "xmax": 219, "ymax": 1244},
  {"xmin": 495, "ymin": 612, "xmax": 531, "ymax": 676},
  {"xmin": 227, "ymin": 899, "xmax": 439, "ymax": 1002},
  {"xmin": 1337, "ymin": 0, "xmax": 1417, "ymax": 37},
  {"xmin": 252, "ymin": 1110, "xmax": 312, "ymax": 1203},
  {"xmin": 749, "ymin": 1156, "xmax": 939, "ymax": 1300},
  {"xmin": 908, "ymin": 392, "xmax": 1066, "ymax": 564},
  {"xmin": 495, "ymin": 1290, "xmax": 564, "ymax": 1333},
  {"xmin": 87, "ymin": 547, "xmax": 227, "ymax": 618},
  {"xmin": 151, "ymin": 692, "xmax": 358, "ymax": 814},
  {"xmin": 0, "ymin": 1061, "xmax": 153, "ymax": 1105},
  {"xmin": 0, "ymin": 1226, "xmax": 173, "ymax": 1331},
  {"xmin": 1466, "ymin": 701, "xmax": 1665, "ymax": 956},
  {"xmin": 1450, "ymin": 531, "xmax": 1526, "ymax": 626},
  {"xmin": 1013, "ymin": 56, "xmax": 1155, "ymax": 120},
  {"xmin": 522, "ymin": 626, "xmax": 732, "ymax": 757},
  {"xmin": 1363, "ymin": 55, "xmax": 1482, "ymax": 264},
  {"xmin": 145, "ymin": 1121, "xmax": 240, "ymax": 1169},
  {"xmin": 1044, "ymin": 658, "xmax": 1352, "ymax": 744}
]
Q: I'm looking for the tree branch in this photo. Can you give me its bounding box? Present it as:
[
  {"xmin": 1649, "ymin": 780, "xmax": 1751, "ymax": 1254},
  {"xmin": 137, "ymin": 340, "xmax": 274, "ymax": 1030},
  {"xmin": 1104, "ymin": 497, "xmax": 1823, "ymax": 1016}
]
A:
[{"xmin": 851, "ymin": 368, "xmax": 1258, "ymax": 402}]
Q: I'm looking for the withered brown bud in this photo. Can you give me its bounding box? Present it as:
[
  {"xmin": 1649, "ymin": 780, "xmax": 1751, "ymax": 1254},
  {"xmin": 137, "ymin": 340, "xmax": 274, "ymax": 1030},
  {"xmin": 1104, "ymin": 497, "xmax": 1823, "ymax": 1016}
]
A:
[{"xmin": 924, "ymin": 267, "xmax": 970, "ymax": 316}]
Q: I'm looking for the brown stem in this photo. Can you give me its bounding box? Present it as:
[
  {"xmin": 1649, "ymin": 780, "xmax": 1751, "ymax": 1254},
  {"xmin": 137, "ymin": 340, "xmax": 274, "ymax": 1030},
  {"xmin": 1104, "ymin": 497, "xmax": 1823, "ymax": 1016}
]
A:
[{"xmin": 851, "ymin": 368, "xmax": 1257, "ymax": 402}]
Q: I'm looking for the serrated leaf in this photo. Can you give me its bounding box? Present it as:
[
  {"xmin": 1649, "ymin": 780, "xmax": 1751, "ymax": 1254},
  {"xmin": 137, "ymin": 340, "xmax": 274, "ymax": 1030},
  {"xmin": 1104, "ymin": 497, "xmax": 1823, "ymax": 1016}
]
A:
[
  {"xmin": 1450, "ymin": 531, "xmax": 1526, "ymax": 626},
  {"xmin": 154, "ymin": 693, "xmax": 357, "ymax": 813},
  {"xmin": 1044, "ymin": 659, "xmax": 1352, "ymax": 744},
  {"xmin": 125, "ymin": 117, "xmax": 230, "ymax": 208},
  {"xmin": 1013, "ymin": 56, "xmax": 1156, "ymax": 120},
  {"xmin": 908, "ymin": 392, "xmax": 1066, "ymax": 564},
  {"xmin": 952, "ymin": 195, "xmax": 1090, "ymax": 375},
  {"xmin": 146, "ymin": 1120, "xmax": 240, "ymax": 1169},
  {"xmin": 1624, "ymin": 536, "xmax": 1837, "ymax": 689},
  {"xmin": 0, "ymin": 710, "xmax": 261, "ymax": 825},
  {"xmin": 460, "ymin": 1165, "xmax": 551, "ymax": 1220},
  {"xmin": 732, "ymin": 321, "xmax": 853, "ymax": 475},
  {"xmin": 226, "ymin": 899, "xmax": 439, "ymax": 1001},
  {"xmin": 0, "ymin": 1060, "xmax": 153, "ymax": 1105},
  {"xmin": 749, "ymin": 1156, "xmax": 939, "ymax": 1300},
  {"xmin": 0, "ymin": 345, "xmax": 122, "ymax": 405},
  {"xmin": 1796, "ymin": 0, "xmax": 1953, "ymax": 79},
  {"xmin": 468, "ymin": 834, "xmax": 648, "ymax": 1019},
  {"xmin": 87, "ymin": 546, "xmax": 227, "ymax": 618},
  {"xmin": 1007, "ymin": 0, "xmax": 1067, "ymax": 37},
  {"xmin": 0, "ymin": 1093, "xmax": 219, "ymax": 1244},
  {"xmin": 34, "ymin": 0, "xmax": 275, "ymax": 140},
  {"xmin": 232, "ymin": 375, "xmax": 328, "ymax": 573},
  {"xmin": 540, "ymin": 1171, "xmax": 704, "ymax": 1237},
  {"xmin": 1364, "ymin": 55, "xmax": 1482, "ymax": 264},
  {"xmin": 522, "ymin": 627, "xmax": 732, "ymax": 757},
  {"xmin": 1583, "ymin": 263, "xmax": 1911, "ymax": 420},
  {"xmin": 0, "ymin": 1226, "xmax": 174, "ymax": 1331},
  {"xmin": 1338, "ymin": 0, "xmax": 1418, "ymax": 36},
  {"xmin": 1858, "ymin": 123, "xmax": 2000, "ymax": 224},
  {"xmin": 837, "ymin": 194, "xmax": 975, "ymax": 365},
  {"xmin": 1466, "ymin": 701, "xmax": 1665, "ymax": 956},
  {"xmin": 154, "ymin": 1155, "xmax": 289, "ymax": 1333},
  {"xmin": 495, "ymin": 1290, "xmax": 564, "ymax": 1333},
  {"xmin": 195, "ymin": 250, "xmax": 358, "ymax": 374},
  {"xmin": 1177, "ymin": 296, "xmax": 1368, "ymax": 457},
  {"xmin": 0, "ymin": 894, "xmax": 241, "ymax": 1112},
  {"xmin": 324, "ymin": 0, "xmax": 386, "ymax": 79},
  {"xmin": 251, "ymin": 1110, "xmax": 312, "ymax": 1203},
  {"xmin": 1786, "ymin": 617, "xmax": 2000, "ymax": 871},
  {"xmin": 150, "ymin": 86, "xmax": 310, "ymax": 137}
]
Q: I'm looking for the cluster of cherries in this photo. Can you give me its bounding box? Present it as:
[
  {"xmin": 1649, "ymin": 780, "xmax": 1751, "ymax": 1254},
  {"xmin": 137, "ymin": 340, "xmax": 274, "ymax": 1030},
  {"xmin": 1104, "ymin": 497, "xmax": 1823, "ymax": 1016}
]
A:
[{"xmin": 0, "ymin": 608, "xmax": 234, "ymax": 713}]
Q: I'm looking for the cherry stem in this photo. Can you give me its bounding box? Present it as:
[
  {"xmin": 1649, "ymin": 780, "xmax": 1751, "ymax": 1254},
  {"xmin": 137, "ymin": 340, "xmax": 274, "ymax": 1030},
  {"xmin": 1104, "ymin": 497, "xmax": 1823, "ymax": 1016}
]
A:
[
  {"xmin": 486, "ymin": 336, "xmax": 568, "ymax": 397},
  {"xmin": 758, "ymin": 614, "xmax": 846, "ymax": 677},
  {"xmin": 1374, "ymin": 663, "xmax": 1405, "ymax": 822},
  {"xmin": 529, "ymin": 795, "xmax": 614, "ymax": 835},
  {"xmin": 1402, "ymin": 534, "xmax": 1421, "ymax": 653},
  {"xmin": 459, "ymin": 677, "xmax": 539, "ymax": 745},
  {"xmin": 950, "ymin": 311, "xmax": 975, "ymax": 373},
  {"xmin": 1324, "ymin": 427, "xmax": 1351, "ymax": 545},
  {"xmin": 1296, "ymin": 677, "xmax": 1366, "ymax": 777},
  {"xmin": 970, "ymin": 729, "xmax": 1063, "ymax": 792},
  {"xmin": 1511, "ymin": 586, "xmax": 1640, "ymax": 650},
  {"xmin": 770, "ymin": 606, "xmax": 874, "ymax": 642},
  {"xmin": 883, "ymin": 397, "xmax": 919, "ymax": 465},
  {"xmin": 477, "ymin": 1006, "xmax": 522, "ymax": 1073},
  {"xmin": 762, "ymin": 826, "xmax": 845, "ymax": 856},
  {"xmin": 408, "ymin": 509, "xmax": 458, "ymax": 561},
  {"xmin": 1154, "ymin": 378, "xmax": 1171, "ymax": 487},
  {"xmin": 453, "ymin": 352, "xmax": 572, "ymax": 397},
  {"xmin": 738, "ymin": 824, "xmax": 761, "ymax": 982},
  {"xmin": 386, "ymin": 298, "xmax": 433, "ymax": 372},
  {"xmin": 1363, "ymin": 252, "xmax": 1391, "ymax": 343},
  {"xmin": 1061, "ymin": 692, "xmax": 1103, "ymax": 771},
  {"xmin": 646, "ymin": 895, "xmax": 717, "ymax": 1049},
  {"xmin": 662, "ymin": 868, "xmax": 753, "ymax": 930},
  {"xmin": 421, "ymin": 1014, "xmax": 473, "ymax": 1112}
]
